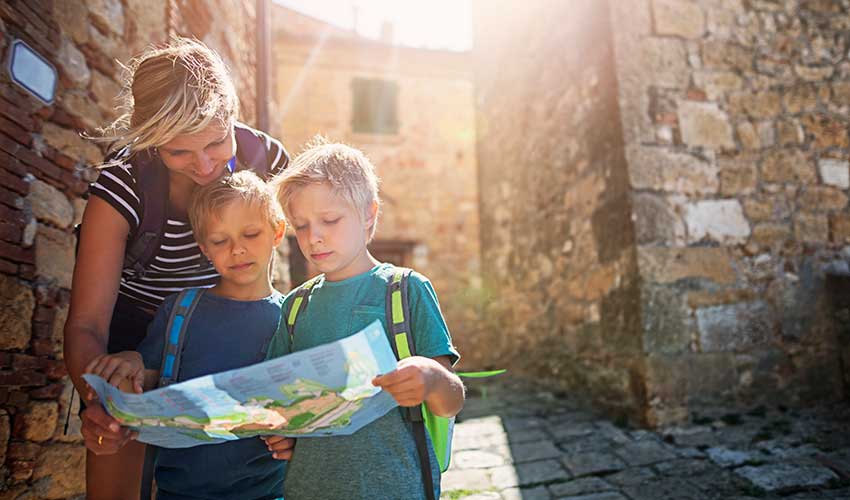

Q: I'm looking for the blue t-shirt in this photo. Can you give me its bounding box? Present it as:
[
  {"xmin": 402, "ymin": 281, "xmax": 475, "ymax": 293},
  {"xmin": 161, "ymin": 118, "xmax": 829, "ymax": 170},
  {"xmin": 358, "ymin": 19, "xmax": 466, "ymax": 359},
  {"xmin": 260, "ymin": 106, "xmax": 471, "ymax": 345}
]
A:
[
  {"xmin": 266, "ymin": 263, "xmax": 460, "ymax": 500},
  {"xmin": 138, "ymin": 289, "xmax": 286, "ymax": 500}
]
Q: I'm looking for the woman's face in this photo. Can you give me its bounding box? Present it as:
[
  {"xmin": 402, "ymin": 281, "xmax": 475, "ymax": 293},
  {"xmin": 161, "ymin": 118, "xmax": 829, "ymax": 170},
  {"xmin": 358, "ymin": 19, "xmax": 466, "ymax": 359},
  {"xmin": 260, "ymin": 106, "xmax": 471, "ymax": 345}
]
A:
[{"xmin": 157, "ymin": 120, "xmax": 236, "ymax": 185}]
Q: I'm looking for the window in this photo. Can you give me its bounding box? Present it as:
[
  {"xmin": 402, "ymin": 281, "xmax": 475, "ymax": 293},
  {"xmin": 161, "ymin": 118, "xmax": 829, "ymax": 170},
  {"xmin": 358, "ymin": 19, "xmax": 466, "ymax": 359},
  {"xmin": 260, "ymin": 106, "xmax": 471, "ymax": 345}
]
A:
[{"xmin": 351, "ymin": 78, "xmax": 399, "ymax": 135}]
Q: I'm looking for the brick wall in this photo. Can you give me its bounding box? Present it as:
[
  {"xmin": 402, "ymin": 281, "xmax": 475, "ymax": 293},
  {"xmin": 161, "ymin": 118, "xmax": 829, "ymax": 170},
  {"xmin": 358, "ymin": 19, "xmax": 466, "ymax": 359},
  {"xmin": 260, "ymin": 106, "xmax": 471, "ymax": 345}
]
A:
[
  {"xmin": 0, "ymin": 1, "xmax": 261, "ymax": 497},
  {"xmin": 472, "ymin": 0, "xmax": 645, "ymax": 421},
  {"xmin": 612, "ymin": 0, "xmax": 850, "ymax": 425}
]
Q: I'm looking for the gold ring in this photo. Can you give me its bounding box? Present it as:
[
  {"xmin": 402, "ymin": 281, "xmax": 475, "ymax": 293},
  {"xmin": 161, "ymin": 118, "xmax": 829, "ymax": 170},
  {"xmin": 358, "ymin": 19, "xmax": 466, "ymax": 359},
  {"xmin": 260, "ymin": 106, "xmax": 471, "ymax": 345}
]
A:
[{"xmin": 98, "ymin": 435, "xmax": 103, "ymax": 445}]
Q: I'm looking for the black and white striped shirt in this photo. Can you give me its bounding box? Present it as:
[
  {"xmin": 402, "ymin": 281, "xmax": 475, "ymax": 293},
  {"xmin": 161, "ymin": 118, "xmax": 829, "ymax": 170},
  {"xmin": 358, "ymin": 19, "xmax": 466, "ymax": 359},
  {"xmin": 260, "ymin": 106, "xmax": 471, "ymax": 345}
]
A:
[{"xmin": 89, "ymin": 131, "xmax": 287, "ymax": 309}]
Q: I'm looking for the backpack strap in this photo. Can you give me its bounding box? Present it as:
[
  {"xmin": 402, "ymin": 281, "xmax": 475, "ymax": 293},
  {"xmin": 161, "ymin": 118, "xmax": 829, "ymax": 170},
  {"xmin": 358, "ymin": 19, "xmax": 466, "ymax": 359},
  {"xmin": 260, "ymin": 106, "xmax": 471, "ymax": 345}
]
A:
[
  {"xmin": 233, "ymin": 122, "xmax": 289, "ymax": 178},
  {"xmin": 385, "ymin": 267, "xmax": 436, "ymax": 500},
  {"xmin": 124, "ymin": 149, "xmax": 169, "ymax": 278},
  {"xmin": 158, "ymin": 288, "xmax": 204, "ymax": 388},
  {"xmin": 285, "ymin": 275, "xmax": 322, "ymax": 347}
]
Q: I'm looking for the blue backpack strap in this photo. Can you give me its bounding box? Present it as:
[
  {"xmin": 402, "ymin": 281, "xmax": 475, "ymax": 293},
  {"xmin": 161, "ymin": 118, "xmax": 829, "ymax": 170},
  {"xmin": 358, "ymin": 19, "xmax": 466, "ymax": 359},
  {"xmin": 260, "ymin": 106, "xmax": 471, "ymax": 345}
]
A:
[
  {"xmin": 158, "ymin": 288, "xmax": 204, "ymax": 388},
  {"xmin": 384, "ymin": 266, "xmax": 436, "ymax": 500},
  {"xmin": 285, "ymin": 275, "xmax": 322, "ymax": 347}
]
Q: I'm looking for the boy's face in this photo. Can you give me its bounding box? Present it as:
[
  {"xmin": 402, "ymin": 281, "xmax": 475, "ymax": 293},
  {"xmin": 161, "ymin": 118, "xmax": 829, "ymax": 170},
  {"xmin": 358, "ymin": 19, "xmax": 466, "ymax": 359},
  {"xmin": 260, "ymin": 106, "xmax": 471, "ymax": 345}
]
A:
[
  {"xmin": 288, "ymin": 182, "xmax": 375, "ymax": 282},
  {"xmin": 198, "ymin": 200, "xmax": 284, "ymax": 289}
]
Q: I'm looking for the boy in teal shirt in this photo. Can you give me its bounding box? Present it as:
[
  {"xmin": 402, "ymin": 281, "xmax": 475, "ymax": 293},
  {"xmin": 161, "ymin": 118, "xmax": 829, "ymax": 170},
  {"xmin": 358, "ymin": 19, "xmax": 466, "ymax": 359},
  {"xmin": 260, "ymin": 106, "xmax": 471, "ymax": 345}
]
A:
[{"xmin": 267, "ymin": 139, "xmax": 464, "ymax": 500}]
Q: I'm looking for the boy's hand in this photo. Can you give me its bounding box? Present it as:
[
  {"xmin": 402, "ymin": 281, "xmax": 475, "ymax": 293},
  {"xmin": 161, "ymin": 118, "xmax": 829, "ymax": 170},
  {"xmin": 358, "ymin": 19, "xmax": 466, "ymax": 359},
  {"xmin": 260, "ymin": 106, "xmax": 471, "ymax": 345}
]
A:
[
  {"xmin": 371, "ymin": 356, "xmax": 440, "ymax": 407},
  {"xmin": 262, "ymin": 436, "xmax": 296, "ymax": 460},
  {"xmin": 84, "ymin": 351, "xmax": 145, "ymax": 398}
]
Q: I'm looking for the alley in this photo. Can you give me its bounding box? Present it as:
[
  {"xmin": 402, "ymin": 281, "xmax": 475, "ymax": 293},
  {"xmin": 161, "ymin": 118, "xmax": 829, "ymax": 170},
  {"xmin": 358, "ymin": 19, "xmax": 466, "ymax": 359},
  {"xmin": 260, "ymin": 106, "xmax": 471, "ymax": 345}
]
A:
[{"xmin": 443, "ymin": 380, "xmax": 850, "ymax": 500}]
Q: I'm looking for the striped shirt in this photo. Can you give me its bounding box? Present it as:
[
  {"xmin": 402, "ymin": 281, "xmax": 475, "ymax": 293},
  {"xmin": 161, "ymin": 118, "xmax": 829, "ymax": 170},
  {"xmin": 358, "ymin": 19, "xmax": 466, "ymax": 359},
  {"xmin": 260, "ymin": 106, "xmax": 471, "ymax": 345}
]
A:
[{"xmin": 89, "ymin": 128, "xmax": 288, "ymax": 309}]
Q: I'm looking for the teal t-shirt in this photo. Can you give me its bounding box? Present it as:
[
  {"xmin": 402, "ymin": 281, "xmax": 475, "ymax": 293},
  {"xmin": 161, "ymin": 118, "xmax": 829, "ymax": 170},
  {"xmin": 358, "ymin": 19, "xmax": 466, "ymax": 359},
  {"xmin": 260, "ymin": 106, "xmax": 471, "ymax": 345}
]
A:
[{"xmin": 267, "ymin": 263, "xmax": 460, "ymax": 500}]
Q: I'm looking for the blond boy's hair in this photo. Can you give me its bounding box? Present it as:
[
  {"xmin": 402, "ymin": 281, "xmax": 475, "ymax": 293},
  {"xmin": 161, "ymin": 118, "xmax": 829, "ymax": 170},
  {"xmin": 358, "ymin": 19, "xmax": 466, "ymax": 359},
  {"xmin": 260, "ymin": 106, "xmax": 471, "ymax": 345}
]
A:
[
  {"xmin": 273, "ymin": 137, "xmax": 381, "ymax": 241},
  {"xmin": 94, "ymin": 37, "xmax": 238, "ymax": 159},
  {"xmin": 189, "ymin": 171, "xmax": 285, "ymax": 242}
]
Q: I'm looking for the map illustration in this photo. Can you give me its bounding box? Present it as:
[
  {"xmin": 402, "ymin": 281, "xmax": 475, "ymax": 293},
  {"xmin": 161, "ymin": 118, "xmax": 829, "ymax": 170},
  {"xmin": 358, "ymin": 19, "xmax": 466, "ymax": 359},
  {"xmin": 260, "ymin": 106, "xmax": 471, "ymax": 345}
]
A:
[{"xmin": 83, "ymin": 321, "xmax": 399, "ymax": 448}]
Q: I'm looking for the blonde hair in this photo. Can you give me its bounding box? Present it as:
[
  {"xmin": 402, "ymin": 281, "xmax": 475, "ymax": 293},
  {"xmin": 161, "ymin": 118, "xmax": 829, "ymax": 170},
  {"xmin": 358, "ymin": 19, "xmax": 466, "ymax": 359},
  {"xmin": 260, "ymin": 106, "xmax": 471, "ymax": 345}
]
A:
[
  {"xmin": 94, "ymin": 37, "xmax": 238, "ymax": 158},
  {"xmin": 272, "ymin": 137, "xmax": 381, "ymax": 241},
  {"xmin": 189, "ymin": 171, "xmax": 285, "ymax": 243}
]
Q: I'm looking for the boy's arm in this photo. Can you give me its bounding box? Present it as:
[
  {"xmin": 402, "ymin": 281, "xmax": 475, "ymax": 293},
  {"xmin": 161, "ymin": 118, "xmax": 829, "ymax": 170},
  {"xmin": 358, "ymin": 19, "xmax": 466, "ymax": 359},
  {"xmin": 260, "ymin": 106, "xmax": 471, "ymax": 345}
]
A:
[{"xmin": 371, "ymin": 355, "xmax": 464, "ymax": 417}]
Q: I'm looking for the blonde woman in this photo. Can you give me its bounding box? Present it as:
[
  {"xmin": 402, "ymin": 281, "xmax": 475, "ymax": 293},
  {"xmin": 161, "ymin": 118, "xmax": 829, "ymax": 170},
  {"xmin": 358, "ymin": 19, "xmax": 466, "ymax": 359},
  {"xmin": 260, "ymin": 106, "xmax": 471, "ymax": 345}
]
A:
[{"xmin": 64, "ymin": 38, "xmax": 294, "ymax": 499}]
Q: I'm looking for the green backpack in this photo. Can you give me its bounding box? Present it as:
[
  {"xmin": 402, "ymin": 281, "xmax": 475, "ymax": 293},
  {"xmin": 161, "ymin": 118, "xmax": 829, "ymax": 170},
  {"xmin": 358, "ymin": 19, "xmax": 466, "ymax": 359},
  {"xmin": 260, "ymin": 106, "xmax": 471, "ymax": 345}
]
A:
[{"xmin": 286, "ymin": 266, "xmax": 504, "ymax": 500}]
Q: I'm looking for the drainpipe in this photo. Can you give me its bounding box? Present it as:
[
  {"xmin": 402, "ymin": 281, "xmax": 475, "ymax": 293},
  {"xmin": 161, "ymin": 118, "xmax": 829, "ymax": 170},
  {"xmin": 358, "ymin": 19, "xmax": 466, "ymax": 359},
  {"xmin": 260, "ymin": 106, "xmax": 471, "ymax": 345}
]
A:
[{"xmin": 256, "ymin": 0, "xmax": 271, "ymax": 131}]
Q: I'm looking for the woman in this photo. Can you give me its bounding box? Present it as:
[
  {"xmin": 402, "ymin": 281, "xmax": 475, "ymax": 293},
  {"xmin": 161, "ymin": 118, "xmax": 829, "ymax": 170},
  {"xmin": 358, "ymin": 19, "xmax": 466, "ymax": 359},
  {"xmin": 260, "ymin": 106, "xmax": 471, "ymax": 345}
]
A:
[{"xmin": 64, "ymin": 38, "xmax": 293, "ymax": 499}]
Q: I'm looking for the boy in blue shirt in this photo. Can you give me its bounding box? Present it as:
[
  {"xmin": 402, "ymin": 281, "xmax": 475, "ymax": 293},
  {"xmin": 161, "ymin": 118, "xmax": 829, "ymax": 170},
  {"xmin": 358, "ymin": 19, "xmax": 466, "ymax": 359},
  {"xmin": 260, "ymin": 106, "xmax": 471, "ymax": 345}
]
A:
[
  {"xmin": 84, "ymin": 171, "xmax": 294, "ymax": 499},
  {"xmin": 267, "ymin": 139, "xmax": 465, "ymax": 500}
]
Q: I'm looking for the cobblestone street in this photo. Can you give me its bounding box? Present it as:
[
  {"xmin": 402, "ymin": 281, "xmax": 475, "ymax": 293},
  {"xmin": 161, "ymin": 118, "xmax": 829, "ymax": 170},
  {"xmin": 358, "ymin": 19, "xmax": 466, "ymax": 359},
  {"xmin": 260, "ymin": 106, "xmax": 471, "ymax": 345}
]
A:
[{"xmin": 443, "ymin": 380, "xmax": 850, "ymax": 500}]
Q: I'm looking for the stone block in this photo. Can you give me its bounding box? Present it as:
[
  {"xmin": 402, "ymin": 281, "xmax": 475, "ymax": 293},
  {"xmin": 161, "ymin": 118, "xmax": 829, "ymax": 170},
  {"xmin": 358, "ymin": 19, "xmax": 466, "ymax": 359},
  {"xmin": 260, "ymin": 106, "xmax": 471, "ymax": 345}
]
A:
[
  {"xmin": 0, "ymin": 274, "xmax": 35, "ymax": 350},
  {"xmin": 509, "ymin": 440, "xmax": 563, "ymax": 463},
  {"xmin": 453, "ymin": 449, "xmax": 506, "ymax": 469},
  {"xmin": 818, "ymin": 158, "xmax": 850, "ymax": 189},
  {"xmin": 750, "ymin": 222, "xmax": 792, "ymax": 248},
  {"xmin": 645, "ymin": 38, "xmax": 691, "ymax": 88},
  {"xmin": 31, "ymin": 443, "xmax": 86, "ymax": 499},
  {"xmin": 798, "ymin": 186, "xmax": 848, "ymax": 211},
  {"xmin": 638, "ymin": 246, "xmax": 736, "ymax": 285},
  {"xmin": 736, "ymin": 121, "xmax": 759, "ymax": 149},
  {"xmin": 627, "ymin": 146, "xmax": 719, "ymax": 195},
  {"xmin": 548, "ymin": 477, "xmax": 616, "ymax": 497},
  {"xmin": 776, "ymin": 119, "xmax": 804, "ymax": 145},
  {"xmin": 27, "ymin": 180, "xmax": 74, "ymax": 229},
  {"xmin": 830, "ymin": 214, "xmax": 850, "ymax": 244},
  {"xmin": 53, "ymin": 0, "xmax": 90, "ymax": 44},
  {"xmin": 490, "ymin": 459, "xmax": 569, "ymax": 489},
  {"xmin": 728, "ymin": 90, "xmax": 782, "ymax": 119},
  {"xmin": 16, "ymin": 401, "xmax": 58, "ymax": 442},
  {"xmin": 641, "ymin": 284, "xmax": 694, "ymax": 354},
  {"xmin": 794, "ymin": 213, "xmax": 828, "ymax": 243},
  {"xmin": 615, "ymin": 440, "xmax": 678, "ymax": 466},
  {"xmin": 702, "ymin": 41, "xmax": 751, "ymax": 72},
  {"xmin": 632, "ymin": 193, "xmax": 686, "ymax": 245},
  {"xmin": 35, "ymin": 225, "xmax": 76, "ymax": 289},
  {"xmin": 734, "ymin": 464, "xmax": 838, "ymax": 493},
  {"xmin": 678, "ymin": 101, "xmax": 735, "ymax": 149},
  {"xmin": 562, "ymin": 451, "xmax": 626, "ymax": 476},
  {"xmin": 692, "ymin": 71, "xmax": 743, "ymax": 100},
  {"xmin": 652, "ymin": 0, "xmax": 705, "ymax": 39},
  {"xmin": 760, "ymin": 149, "xmax": 815, "ymax": 184},
  {"xmin": 696, "ymin": 301, "xmax": 772, "ymax": 352},
  {"xmin": 684, "ymin": 199, "xmax": 750, "ymax": 244},
  {"xmin": 719, "ymin": 161, "xmax": 757, "ymax": 196},
  {"xmin": 85, "ymin": 0, "xmax": 125, "ymax": 35},
  {"xmin": 41, "ymin": 123, "xmax": 102, "ymax": 166},
  {"xmin": 0, "ymin": 410, "xmax": 8, "ymax": 466},
  {"xmin": 90, "ymin": 70, "xmax": 123, "ymax": 119},
  {"xmin": 57, "ymin": 37, "xmax": 91, "ymax": 89},
  {"xmin": 794, "ymin": 65, "xmax": 835, "ymax": 82},
  {"xmin": 802, "ymin": 114, "xmax": 850, "ymax": 149},
  {"xmin": 783, "ymin": 84, "xmax": 819, "ymax": 114}
]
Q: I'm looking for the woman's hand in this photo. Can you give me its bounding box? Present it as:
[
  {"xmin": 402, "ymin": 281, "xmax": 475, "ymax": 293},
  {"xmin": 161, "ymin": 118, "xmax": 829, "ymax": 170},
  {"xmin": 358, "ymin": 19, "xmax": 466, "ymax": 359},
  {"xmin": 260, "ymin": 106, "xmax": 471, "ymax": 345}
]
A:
[
  {"xmin": 262, "ymin": 436, "xmax": 296, "ymax": 460},
  {"xmin": 84, "ymin": 351, "xmax": 145, "ymax": 398},
  {"xmin": 80, "ymin": 405, "xmax": 136, "ymax": 455}
]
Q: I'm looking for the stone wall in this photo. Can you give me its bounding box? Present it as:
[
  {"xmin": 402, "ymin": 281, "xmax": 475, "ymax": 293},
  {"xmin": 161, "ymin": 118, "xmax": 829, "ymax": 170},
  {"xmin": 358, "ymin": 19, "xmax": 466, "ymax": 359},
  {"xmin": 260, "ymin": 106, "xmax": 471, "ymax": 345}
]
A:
[
  {"xmin": 612, "ymin": 0, "xmax": 849, "ymax": 425},
  {"xmin": 472, "ymin": 0, "xmax": 645, "ymax": 421},
  {"xmin": 272, "ymin": 6, "xmax": 481, "ymax": 354},
  {"xmin": 0, "ymin": 1, "xmax": 260, "ymax": 497}
]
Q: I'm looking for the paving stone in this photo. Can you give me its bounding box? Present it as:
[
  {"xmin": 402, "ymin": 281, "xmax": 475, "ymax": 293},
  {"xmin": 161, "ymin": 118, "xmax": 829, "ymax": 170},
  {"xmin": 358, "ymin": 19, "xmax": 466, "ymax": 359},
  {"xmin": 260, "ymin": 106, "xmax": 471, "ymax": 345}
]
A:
[
  {"xmin": 558, "ymin": 434, "xmax": 616, "ymax": 454},
  {"xmin": 548, "ymin": 477, "xmax": 615, "ymax": 497},
  {"xmin": 623, "ymin": 478, "xmax": 705, "ymax": 500},
  {"xmin": 594, "ymin": 422, "xmax": 631, "ymax": 444},
  {"xmin": 653, "ymin": 458, "xmax": 716, "ymax": 476},
  {"xmin": 561, "ymin": 451, "xmax": 626, "ymax": 477},
  {"xmin": 455, "ymin": 432, "xmax": 509, "ymax": 450},
  {"xmin": 510, "ymin": 441, "xmax": 563, "ymax": 464},
  {"xmin": 456, "ymin": 492, "xmax": 501, "ymax": 500},
  {"xmin": 604, "ymin": 467, "xmax": 657, "ymax": 487},
  {"xmin": 490, "ymin": 460, "xmax": 569, "ymax": 489},
  {"xmin": 442, "ymin": 468, "xmax": 493, "ymax": 491},
  {"xmin": 503, "ymin": 416, "xmax": 546, "ymax": 432},
  {"xmin": 615, "ymin": 440, "xmax": 678, "ymax": 466},
  {"xmin": 553, "ymin": 493, "xmax": 628, "ymax": 500},
  {"xmin": 706, "ymin": 446, "xmax": 756, "ymax": 467},
  {"xmin": 734, "ymin": 464, "xmax": 839, "ymax": 493},
  {"xmin": 508, "ymin": 429, "xmax": 550, "ymax": 444},
  {"xmin": 549, "ymin": 422, "xmax": 598, "ymax": 441},
  {"xmin": 500, "ymin": 485, "xmax": 551, "ymax": 500},
  {"xmin": 455, "ymin": 450, "xmax": 509, "ymax": 469}
]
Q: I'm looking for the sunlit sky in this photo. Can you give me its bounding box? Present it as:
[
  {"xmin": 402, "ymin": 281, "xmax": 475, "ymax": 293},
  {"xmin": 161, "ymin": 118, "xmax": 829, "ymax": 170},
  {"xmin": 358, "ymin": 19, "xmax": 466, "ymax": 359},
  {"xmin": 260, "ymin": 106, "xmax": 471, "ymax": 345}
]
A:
[{"xmin": 272, "ymin": 0, "xmax": 472, "ymax": 51}]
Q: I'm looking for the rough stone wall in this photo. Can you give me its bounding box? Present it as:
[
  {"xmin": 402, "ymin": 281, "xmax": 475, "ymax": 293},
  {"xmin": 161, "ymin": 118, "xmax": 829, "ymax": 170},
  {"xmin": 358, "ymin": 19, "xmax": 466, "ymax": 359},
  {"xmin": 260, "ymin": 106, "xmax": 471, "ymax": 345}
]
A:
[
  {"xmin": 612, "ymin": 0, "xmax": 849, "ymax": 425},
  {"xmin": 272, "ymin": 7, "xmax": 481, "ymax": 355},
  {"xmin": 472, "ymin": 0, "xmax": 645, "ymax": 421},
  {"xmin": 0, "ymin": 1, "xmax": 260, "ymax": 497}
]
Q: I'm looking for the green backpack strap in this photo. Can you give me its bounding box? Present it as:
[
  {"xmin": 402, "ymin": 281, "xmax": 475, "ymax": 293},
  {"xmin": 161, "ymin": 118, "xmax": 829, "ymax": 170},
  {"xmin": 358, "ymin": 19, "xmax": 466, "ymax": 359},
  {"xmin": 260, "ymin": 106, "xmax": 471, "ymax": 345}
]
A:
[
  {"xmin": 385, "ymin": 267, "xmax": 443, "ymax": 500},
  {"xmin": 285, "ymin": 275, "xmax": 322, "ymax": 347}
]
